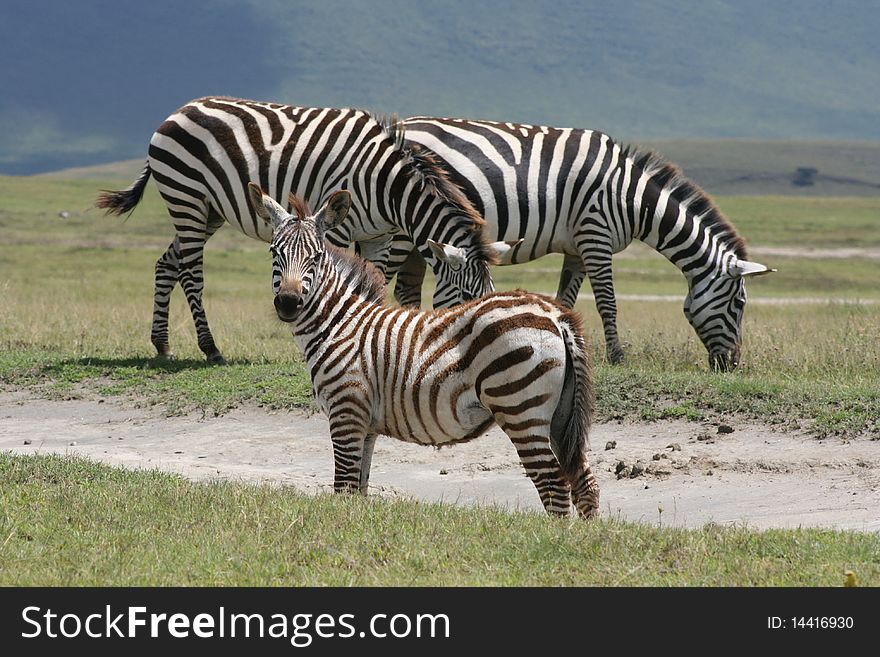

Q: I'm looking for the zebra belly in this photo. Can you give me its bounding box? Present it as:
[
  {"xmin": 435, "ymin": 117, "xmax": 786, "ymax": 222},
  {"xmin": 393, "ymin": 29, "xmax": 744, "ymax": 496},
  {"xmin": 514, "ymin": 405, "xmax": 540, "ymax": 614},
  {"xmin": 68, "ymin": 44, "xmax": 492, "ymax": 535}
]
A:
[
  {"xmin": 310, "ymin": 373, "xmax": 493, "ymax": 446},
  {"xmin": 370, "ymin": 378, "xmax": 494, "ymax": 447}
]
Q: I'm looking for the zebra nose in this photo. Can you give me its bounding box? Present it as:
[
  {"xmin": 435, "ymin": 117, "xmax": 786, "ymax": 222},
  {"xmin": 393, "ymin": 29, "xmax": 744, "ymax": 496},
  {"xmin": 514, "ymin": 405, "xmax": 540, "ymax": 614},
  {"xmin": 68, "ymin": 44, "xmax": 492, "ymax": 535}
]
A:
[
  {"xmin": 274, "ymin": 293, "xmax": 302, "ymax": 321},
  {"xmin": 709, "ymin": 351, "xmax": 738, "ymax": 372}
]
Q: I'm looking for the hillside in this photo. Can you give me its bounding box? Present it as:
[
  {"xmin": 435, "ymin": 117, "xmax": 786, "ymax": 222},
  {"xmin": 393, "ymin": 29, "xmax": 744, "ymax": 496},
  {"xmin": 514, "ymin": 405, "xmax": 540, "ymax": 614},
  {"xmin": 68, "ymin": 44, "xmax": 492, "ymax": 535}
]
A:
[
  {"xmin": 640, "ymin": 139, "xmax": 880, "ymax": 197},
  {"xmin": 2, "ymin": 1, "xmax": 879, "ymax": 175}
]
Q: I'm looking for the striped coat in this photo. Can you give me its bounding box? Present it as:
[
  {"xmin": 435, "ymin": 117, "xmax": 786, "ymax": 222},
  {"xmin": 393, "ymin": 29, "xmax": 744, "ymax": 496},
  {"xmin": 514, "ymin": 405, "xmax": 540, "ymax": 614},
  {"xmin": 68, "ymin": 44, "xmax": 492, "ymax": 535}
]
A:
[
  {"xmin": 388, "ymin": 117, "xmax": 774, "ymax": 371},
  {"xmin": 250, "ymin": 183, "xmax": 599, "ymax": 518},
  {"xmin": 97, "ymin": 97, "xmax": 502, "ymax": 364}
]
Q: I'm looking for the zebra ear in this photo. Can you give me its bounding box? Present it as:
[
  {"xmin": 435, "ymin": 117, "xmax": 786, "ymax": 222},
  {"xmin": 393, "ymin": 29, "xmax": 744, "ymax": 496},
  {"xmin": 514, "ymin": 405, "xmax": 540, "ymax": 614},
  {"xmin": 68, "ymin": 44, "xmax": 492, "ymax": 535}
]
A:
[
  {"xmin": 486, "ymin": 239, "xmax": 523, "ymax": 265},
  {"xmin": 316, "ymin": 190, "xmax": 352, "ymax": 231},
  {"xmin": 729, "ymin": 259, "xmax": 776, "ymax": 278},
  {"xmin": 247, "ymin": 182, "xmax": 288, "ymax": 230},
  {"xmin": 426, "ymin": 239, "xmax": 466, "ymax": 270}
]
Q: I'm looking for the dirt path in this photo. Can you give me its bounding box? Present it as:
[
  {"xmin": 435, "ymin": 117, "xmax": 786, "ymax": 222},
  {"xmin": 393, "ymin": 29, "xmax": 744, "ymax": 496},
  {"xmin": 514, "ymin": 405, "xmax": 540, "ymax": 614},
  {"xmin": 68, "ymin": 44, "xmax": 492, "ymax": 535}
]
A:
[{"xmin": 1, "ymin": 392, "xmax": 877, "ymax": 532}]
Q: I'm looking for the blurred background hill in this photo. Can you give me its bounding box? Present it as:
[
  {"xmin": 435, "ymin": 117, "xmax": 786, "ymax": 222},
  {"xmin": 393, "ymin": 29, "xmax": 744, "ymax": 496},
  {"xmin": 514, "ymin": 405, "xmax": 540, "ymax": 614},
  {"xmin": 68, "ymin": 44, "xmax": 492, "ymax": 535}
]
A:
[{"xmin": 3, "ymin": 0, "xmax": 878, "ymax": 196}]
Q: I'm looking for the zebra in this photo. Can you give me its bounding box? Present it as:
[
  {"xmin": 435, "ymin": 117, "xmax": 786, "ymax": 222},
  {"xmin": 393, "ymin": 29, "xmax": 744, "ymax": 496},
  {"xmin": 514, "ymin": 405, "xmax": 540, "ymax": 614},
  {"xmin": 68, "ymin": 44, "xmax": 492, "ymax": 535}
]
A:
[
  {"xmin": 250, "ymin": 182, "xmax": 600, "ymax": 518},
  {"xmin": 96, "ymin": 97, "xmax": 511, "ymax": 364},
  {"xmin": 383, "ymin": 117, "xmax": 775, "ymax": 371}
]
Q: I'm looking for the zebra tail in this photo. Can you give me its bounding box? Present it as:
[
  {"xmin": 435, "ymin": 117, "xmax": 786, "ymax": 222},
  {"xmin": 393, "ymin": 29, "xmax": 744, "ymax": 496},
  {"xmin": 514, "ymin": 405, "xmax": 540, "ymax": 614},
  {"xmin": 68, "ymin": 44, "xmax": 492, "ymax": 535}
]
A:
[
  {"xmin": 95, "ymin": 161, "xmax": 152, "ymax": 216},
  {"xmin": 551, "ymin": 309, "xmax": 595, "ymax": 479}
]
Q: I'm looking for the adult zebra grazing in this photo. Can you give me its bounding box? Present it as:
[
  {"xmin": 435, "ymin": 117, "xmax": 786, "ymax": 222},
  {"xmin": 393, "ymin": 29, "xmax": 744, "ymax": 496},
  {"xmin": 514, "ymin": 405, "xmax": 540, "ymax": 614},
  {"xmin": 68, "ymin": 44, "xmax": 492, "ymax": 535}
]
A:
[
  {"xmin": 387, "ymin": 118, "xmax": 774, "ymax": 371},
  {"xmin": 96, "ymin": 97, "xmax": 505, "ymax": 364},
  {"xmin": 250, "ymin": 183, "xmax": 599, "ymax": 518}
]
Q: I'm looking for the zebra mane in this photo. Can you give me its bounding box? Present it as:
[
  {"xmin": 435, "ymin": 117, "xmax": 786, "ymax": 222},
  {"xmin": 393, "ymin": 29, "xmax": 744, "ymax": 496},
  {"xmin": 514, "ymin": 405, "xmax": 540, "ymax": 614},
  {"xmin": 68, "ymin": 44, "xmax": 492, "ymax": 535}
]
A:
[
  {"xmin": 402, "ymin": 141, "xmax": 480, "ymax": 224},
  {"xmin": 621, "ymin": 145, "xmax": 748, "ymax": 259},
  {"xmin": 368, "ymin": 111, "xmax": 407, "ymax": 151},
  {"xmin": 287, "ymin": 192, "xmax": 311, "ymax": 220},
  {"xmin": 365, "ymin": 110, "xmax": 494, "ymax": 264},
  {"xmin": 325, "ymin": 243, "xmax": 388, "ymax": 305},
  {"xmin": 404, "ymin": 141, "xmax": 496, "ymax": 263}
]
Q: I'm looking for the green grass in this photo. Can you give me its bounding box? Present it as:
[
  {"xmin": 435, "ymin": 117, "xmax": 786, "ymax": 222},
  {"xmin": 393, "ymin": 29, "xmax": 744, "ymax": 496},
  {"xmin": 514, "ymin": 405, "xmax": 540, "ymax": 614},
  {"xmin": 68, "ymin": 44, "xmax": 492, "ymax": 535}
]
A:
[
  {"xmin": 2, "ymin": 454, "xmax": 877, "ymax": 586},
  {"xmin": 2, "ymin": 349, "xmax": 876, "ymax": 437},
  {"xmin": 1, "ymin": 175, "xmax": 878, "ymax": 434},
  {"xmin": 594, "ymin": 367, "xmax": 879, "ymax": 437},
  {"xmin": 719, "ymin": 196, "xmax": 880, "ymax": 248},
  {"xmin": 0, "ymin": 177, "xmax": 880, "ymax": 436},
  {"xmin": 0, "ymin": 351, "xmax": 313, "ymax": 413},
  {"xmin": 1, "ymin": 176, "xmax": 878, "ymax": 586}
]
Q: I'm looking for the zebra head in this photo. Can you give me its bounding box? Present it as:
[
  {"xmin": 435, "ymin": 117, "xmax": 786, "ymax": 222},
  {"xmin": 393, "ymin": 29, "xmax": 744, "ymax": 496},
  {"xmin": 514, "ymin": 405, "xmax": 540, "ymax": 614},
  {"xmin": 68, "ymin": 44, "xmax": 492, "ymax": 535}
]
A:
[
  {"xmin": 248, "ymin": 183, "xmax": 351, "ymax": 322},
  {"xmin": 426, "ymin": 239, "xmax": 522, "ymax": 306},
  {"xmin": 424, "ymin": 239, "xmax": 498, "ymax": 306},
  {"xmin": 683, "ymin": 256, "xmax": 774, "ymax": 372}
]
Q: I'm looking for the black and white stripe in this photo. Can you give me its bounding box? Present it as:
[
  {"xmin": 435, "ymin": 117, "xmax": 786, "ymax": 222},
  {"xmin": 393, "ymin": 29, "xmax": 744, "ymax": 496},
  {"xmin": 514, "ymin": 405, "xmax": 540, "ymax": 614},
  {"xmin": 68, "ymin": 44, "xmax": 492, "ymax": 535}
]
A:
[
  {"xmin": 250, "ymin": 184, "xmax": 599, "ymax": 518},
  {"xmin": 97, "ymin": 97, "xmax": 502, "ymax": 362},
  {"xmin": 389, "ymin": 117, "xmax": 774, "ymax": 371}
]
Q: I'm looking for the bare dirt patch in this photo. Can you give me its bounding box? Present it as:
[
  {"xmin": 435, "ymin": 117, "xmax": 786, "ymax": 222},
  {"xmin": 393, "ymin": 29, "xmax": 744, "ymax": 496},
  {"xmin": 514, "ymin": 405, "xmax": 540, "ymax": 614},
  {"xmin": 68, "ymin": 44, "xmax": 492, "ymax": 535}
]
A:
[{"xmin": 1, "ymin": 392, "xmax": 877, "ymax": 532}]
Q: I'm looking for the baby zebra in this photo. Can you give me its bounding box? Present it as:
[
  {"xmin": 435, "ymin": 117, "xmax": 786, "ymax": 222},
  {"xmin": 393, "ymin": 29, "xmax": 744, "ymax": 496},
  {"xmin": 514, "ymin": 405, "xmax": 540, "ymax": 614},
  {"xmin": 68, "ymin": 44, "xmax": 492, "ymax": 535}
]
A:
[{"xmin": 249, "ymin": 183, "xmax": 599, "ymax": 518}]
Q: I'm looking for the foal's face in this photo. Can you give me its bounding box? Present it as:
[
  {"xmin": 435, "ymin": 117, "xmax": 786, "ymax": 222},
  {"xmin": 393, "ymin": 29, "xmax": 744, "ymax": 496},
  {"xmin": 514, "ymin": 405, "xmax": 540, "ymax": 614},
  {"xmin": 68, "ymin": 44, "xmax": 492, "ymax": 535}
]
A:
[
  {"xmin": 270, "ymin": 218, "xmax": 325, "ymax": 322},
  {"xmin": 247, "ymin": 183, "xmax": 352, "ymax": 323}
]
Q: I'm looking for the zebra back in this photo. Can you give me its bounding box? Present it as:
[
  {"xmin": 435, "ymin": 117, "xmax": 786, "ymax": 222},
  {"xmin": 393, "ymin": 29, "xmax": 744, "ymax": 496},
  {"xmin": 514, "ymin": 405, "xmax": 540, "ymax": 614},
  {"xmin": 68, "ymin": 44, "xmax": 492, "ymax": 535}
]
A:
[
  {"xmin": 399, "ymin": 116, "xmax": 773, "ymax": 369},
  {"xmin": 115, "ymin": 97, "xmax": 496, "ymax": 306}
]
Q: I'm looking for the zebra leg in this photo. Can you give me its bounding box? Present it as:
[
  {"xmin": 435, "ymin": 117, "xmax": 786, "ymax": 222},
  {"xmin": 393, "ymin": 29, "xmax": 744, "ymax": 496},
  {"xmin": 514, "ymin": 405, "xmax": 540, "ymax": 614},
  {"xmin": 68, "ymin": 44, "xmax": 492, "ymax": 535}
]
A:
[
  {"xmin": 393, "ymin": 248, "xmax": 427, "ymax": 307},
  {"xmin": 583, "ymin": 249, "xmax": 625, "ymax": 365},
  {"xmin": 151, "ymin": 239, "xmax": 181, "ymax": 359},
  {"xmin": 566, "ymin": 457, "xmax": 601, "ymax": 519},
  {"xmin": 555, "ymin": 253, "xmax": 588, "ymax": 308},
  {"xmin": 358, "ymin": 433, "xmax": 378, "ymax": 494},
  {"xmin": 175, "ymin": 212, "xmax": 226, "ymax": 364},
  {"xmin": 177, "ymin": 251, "xmax": 223, "ymax": 363},
  {"xmin": 356, "ymin": 236, "xmax": 392, "ymax": 279},
  {"xmin": 328, "ymin": 411, "xmax": 372, "ymax": 494},
  {"xmin": 497, "ymin": 419, "xmax": 572, "ymax": 516}
]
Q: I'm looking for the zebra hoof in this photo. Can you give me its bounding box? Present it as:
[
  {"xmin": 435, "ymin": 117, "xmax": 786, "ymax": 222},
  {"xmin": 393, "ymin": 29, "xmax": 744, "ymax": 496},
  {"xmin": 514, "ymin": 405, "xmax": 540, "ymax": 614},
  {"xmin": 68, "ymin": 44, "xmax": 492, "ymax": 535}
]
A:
[
  {"xmin": 607, "ymin": 348, "xmax": 625, "ymax": 365},
  {"xmin": 155, "ymin": 348, "xmax": 176, "ymax": 361},
  {"xmin": 206, "ymin": 352, "xmax": 227, "ymax": 366}
]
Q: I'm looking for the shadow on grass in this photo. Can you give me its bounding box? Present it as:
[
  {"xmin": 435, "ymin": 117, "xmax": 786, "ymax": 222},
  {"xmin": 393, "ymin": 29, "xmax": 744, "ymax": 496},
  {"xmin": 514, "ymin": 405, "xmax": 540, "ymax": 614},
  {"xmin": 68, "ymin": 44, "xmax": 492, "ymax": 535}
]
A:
[{"xmin": 42, "ymin": 355, "xmax": 261, "ymax": 377}]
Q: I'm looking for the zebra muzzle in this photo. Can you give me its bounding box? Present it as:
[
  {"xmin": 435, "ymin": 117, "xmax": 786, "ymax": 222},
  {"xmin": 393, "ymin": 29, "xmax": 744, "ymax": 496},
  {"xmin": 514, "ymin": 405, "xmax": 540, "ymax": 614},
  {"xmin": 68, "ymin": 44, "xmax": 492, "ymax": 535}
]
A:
[
  {"xmin": 274, "ymin": 293, "xmax": 303, "ymax": 322},
  {"xmin": 709, "ymin": 349, "xmax": 739, "ymax": 372}
]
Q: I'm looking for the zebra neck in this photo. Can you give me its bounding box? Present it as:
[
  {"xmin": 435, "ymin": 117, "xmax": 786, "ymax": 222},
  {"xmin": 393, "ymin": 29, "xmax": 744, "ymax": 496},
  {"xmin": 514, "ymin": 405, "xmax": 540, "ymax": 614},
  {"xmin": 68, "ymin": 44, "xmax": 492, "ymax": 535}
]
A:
[
  {"xmin": 635, "ymin": 199, "xmax": 734, "ymax": 283},
  {"xmin": 644, "ymin": 231, "xmax": 737, "ymax": 284},
  {"xmin": 387, "ymin": 181, "xmax": 480, "ymax": 254},
  {"xmin": 290, "ymin": 264, "xmax": 382, "ymax": 363}
]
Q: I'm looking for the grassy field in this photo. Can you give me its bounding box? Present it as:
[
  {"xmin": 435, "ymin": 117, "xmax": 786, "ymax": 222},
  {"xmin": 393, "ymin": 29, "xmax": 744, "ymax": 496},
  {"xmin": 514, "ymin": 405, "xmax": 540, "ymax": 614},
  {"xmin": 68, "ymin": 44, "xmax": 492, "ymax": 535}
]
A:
[
  {"xmin": 2, "ymin": 454, "xmax": 877, "ymax": 586},
  {"xmin": 1, "ymin": 173, "xmax": 879, "ymax": 587},
  {"xmin": 1, "ymin": 174, "xmax": 878, "ymax": 436}
]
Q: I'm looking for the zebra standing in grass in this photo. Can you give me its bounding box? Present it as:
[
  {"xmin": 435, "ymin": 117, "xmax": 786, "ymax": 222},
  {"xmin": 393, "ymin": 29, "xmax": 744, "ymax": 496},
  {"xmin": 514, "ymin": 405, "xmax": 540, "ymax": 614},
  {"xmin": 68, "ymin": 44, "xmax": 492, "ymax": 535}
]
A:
[
  {"xmin": 385, "ymin": 117, "xmax": 774, "ymax": 371},
  {"xmin": 97, "ymin": 97, "xmax": 509, "ymax": 363},
  {"xmin": 250, "ymin": 183, "xmax": 599, "ymax": 518}
]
